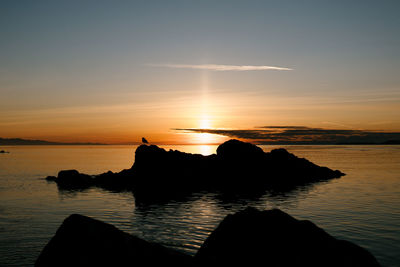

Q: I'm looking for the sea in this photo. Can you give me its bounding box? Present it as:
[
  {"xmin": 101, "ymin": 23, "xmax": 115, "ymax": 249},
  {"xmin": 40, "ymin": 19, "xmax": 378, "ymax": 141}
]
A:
[{"xmin": 0, "ymin": 145, "xmax": 399, "ymax": 266}]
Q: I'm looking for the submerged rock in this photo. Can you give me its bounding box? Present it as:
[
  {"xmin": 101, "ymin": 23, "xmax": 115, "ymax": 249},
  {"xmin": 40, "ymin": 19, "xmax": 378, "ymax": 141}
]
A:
[
  {"xmin": 195, "ymin": 207, "xmax": 380, "ymax": 267},
  {"xmin": 35, "ymin": 214, "xmax": 193, "ymax": 267},
  {"xmin": 47, "ymin": 139, "xmax": 345, "ymax": 196},
  {"xmin": 45, "ymin": 176, "xmax": 56, "ymax": 182}
]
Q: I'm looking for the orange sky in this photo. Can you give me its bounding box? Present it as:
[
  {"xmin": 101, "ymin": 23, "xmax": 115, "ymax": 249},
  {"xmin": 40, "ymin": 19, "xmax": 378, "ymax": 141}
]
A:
[{"xmin": 2, "ymin": 85, "xmax": 400, "ymax": 144}]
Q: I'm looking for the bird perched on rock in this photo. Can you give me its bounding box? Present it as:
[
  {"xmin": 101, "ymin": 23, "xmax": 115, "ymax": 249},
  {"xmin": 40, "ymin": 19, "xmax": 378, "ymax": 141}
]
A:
[{"xmin": 142, "ymin": 137, "xmax": 149, "ymax": 144}]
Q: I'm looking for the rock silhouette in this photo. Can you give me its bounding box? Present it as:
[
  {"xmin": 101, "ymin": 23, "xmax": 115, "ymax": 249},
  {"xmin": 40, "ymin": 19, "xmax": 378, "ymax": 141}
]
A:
[
  {"xmin": 46, "ymin": 139, "xmax": 345, "ymax": 197},
  {"xmin": 35, "ymin": 214, "xmax": 193, "ymax": 267},
  {"xmin": 36, "ymin": 208, "xmax": 380, "ymax": 267},
  {"xmin": 195, "ymin": 207, "xmax": 380, "ymax": 267},
  {"xmin": 54, "ymin": 170, "xmax": 93, "ymax": 189}
]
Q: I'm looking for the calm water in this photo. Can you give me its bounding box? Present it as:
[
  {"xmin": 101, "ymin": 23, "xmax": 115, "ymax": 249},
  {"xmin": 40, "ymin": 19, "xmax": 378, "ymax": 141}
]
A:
[{"xmin": 0, "ymin": 145, "xmax": 399, "ymax": 266}]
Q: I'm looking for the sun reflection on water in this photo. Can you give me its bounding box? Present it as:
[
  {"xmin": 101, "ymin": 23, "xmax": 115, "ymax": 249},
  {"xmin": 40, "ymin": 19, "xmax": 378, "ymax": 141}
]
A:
[{"xmin": 186, "ymin": 132, "xmax": 226, "ymax": 146}]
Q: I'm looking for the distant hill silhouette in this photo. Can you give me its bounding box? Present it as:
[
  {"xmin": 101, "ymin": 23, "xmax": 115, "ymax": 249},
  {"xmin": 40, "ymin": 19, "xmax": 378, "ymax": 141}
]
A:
[{"xmin": 0, "ymin": 137, "xmax": 105, "ymax": 146}]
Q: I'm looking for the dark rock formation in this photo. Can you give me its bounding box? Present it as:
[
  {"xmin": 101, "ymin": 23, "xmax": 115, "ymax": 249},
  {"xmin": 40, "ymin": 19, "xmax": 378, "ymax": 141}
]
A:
[
  {"xmin": 36, "ymin": 209, "xmax": 380, "ymax": 266},
  {"xmin": 216, "ymin": 139, "xmax": 265, "ymax": 160},
  {"xmin": 35, "ymin": 214, "xmax": 193, "ymax": 267},
  {"xmin": 55, "ymin": 170, "xmax": 94, "ymax": 189},
  {"xmin": 48, "ymin": 139, "xmax": 345, "ymax": 196},
  {"xmin": 195, "ymin": 207, "xmax": 380, "ymax": 267},
  {"xmin": 0, "ymin": 150, "xmax": 9, "ymax": 153}
]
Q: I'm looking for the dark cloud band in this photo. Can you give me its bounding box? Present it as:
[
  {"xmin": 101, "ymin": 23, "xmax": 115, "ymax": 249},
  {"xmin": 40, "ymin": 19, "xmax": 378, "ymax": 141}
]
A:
[{"xmin": 174, "ymin": 126, "xmax": 400, "ymax": 144}]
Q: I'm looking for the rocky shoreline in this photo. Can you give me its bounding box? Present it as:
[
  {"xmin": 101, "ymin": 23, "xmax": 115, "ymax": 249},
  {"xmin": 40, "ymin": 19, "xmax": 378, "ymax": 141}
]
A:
[{"xmin": 35, "ymin": 207, "xmax": 380, "ymax": 267}]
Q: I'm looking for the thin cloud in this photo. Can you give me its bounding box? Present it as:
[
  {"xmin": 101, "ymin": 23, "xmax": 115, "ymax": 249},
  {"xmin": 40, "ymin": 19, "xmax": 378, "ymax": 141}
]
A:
[{"xmin": 148, "ymin": 63, "xmax": 293, "ymax": 71}]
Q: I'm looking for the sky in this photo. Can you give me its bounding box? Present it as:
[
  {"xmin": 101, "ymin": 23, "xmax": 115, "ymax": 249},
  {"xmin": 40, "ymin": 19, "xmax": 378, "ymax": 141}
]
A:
[{"xmin": 1, "ymin": 0, "xmax": 399, "ymax": 144}]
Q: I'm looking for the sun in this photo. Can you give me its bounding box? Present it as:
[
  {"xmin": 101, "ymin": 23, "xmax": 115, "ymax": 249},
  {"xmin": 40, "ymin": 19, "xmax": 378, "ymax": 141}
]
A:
[{"xmin": 199, "ymin": 116, "xmax": 211, "ymax": 129}]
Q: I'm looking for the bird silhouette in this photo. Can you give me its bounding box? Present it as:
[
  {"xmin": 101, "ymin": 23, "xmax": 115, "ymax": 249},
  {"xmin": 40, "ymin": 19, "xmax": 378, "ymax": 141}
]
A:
[{"xmin": 142, "ymin": 137, "xmax": 148, "ymax": 144}]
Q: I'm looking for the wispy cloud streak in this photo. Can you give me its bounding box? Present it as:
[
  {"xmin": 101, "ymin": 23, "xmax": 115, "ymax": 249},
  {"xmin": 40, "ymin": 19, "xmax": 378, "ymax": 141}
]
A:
[{"xmin": 149, "ymin": 63, "xmax": 293, "ymax": 71}]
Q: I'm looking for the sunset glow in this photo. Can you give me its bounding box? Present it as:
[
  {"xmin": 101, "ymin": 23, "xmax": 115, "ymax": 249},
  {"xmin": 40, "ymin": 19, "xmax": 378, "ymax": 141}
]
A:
[{"xmin": 0, "ymin": 1, "xmax": 399, "ymax": 145}]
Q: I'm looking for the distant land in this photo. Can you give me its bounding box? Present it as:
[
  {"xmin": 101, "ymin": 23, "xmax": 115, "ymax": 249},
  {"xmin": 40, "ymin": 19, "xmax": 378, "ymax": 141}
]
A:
[
  {"xmin": 382, "ymin": 140, "xmax": 400, "ymax": 144},
  {"xmin": 258, "ymin": 140, "xmax": 400, "ymax": 145},
  {"xmin": 0, "ymin": 138, "xmax": 105, "ymax": 146}
]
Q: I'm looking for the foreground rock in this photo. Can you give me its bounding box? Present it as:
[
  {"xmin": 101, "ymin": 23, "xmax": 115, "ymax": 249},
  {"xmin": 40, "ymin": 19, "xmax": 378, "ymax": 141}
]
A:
[
  {"xmin": 47, "ymin": 139, "xmax": 345, "ymax": 196},
  {"xmin": 195, "ymin": 207, "xmax": 380, "ymax": 267},
  {"xmin": 35, "ymin": 214, "xmax": 193, "ymax": 267},
  {"xmin": 36, "ymin": 208, "xmax": 380, "ymax": 266}
]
